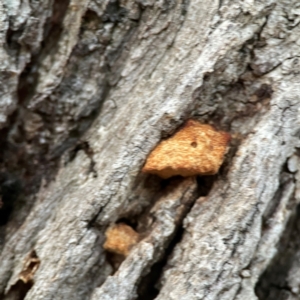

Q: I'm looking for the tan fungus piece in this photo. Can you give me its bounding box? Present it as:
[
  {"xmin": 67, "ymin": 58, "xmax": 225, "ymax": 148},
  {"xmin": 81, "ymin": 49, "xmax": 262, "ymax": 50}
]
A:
[
  {"xmin": 19, "ymin": 250, "xmax": 40, "ymax": 284},
  {"xmin": 103, "ymin": 223, "xmax": 139, "ymax": 256},
  {"xmin": 142, "ymin": 119, "xmax": 230, "ymax": 179}
]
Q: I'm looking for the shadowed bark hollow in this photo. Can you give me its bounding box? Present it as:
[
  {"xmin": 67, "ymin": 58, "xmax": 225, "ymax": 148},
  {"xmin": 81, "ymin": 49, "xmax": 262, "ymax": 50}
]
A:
[{"xmin": 1, "ymin": 0, "xmax": 300, "ymax": 299}]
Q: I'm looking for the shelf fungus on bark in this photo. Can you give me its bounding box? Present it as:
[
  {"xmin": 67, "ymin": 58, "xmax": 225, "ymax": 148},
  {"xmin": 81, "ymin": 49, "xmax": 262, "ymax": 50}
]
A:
[
  {"xmin": 103, "ymin": 223, "xmax": 139, "ymax": 256},
  {"xmin": 142, "ymin": 119, "xmax": 230, "ymax": 179}
]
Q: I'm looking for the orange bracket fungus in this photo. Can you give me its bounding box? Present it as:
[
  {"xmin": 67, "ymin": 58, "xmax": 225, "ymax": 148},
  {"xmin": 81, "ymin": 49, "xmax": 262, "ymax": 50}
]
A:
[
  {"xmin": 103, "ymin": 223, "xmax": 139, "ymax": 256},
  {"xmin": 142, "ymin": 119, "xmax": 230, "ymax": 179}
]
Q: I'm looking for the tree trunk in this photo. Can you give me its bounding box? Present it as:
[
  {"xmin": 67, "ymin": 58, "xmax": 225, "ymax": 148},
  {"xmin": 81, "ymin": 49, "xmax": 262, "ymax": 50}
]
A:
[{"xmin": 1, "ymin": 0, "xmax": 300, "ymax": 299}]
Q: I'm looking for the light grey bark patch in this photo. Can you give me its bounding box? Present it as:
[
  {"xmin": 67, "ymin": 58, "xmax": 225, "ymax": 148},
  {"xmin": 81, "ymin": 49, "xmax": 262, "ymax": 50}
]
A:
[
  {"xmin": 256, "ymin": 164, "xmax": 300, "ymax": 300},
  {"xmin": 0, "ymin": 0, "xmax": 55, "ymax": 129},
  {"xmin": 287, "ymin": 154, "xmax": 299, "ymax": 173}
]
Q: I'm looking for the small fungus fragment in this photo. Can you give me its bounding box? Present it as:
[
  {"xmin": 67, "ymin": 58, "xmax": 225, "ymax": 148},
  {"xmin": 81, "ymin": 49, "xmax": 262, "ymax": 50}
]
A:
[
  {"xmin": 103, "ymin": 223, "xmax": 139, "ymax": 256},
  {"xmin": 142, "ymin": 119, "xmax": 230, "ymax": 179},
  {"xmin": 19, "ymin": 250, "xmax": 40, "ymax": 284},
  {"xmin": 4, "ymin": 251, "xmax": 40, "ymax": 299}
]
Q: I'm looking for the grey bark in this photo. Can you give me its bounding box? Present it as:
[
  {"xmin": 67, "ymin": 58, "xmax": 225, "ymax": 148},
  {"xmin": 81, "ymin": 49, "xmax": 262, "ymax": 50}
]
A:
[{"xmin": 1, "ymin": 0, "xmax": 300, "ymax": 300}]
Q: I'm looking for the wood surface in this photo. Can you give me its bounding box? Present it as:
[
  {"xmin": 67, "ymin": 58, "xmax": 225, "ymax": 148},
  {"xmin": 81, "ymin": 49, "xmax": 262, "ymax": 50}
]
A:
[{"xmin": 1, "ymin": 1, "xmax": 300, "ymax": 299}]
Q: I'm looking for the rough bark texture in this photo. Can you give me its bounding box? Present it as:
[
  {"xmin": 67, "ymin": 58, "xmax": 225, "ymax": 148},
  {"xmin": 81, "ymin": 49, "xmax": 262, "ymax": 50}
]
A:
[{"xmin": 1, "ymin": 0, "xmax": 300, "ymax": 299}]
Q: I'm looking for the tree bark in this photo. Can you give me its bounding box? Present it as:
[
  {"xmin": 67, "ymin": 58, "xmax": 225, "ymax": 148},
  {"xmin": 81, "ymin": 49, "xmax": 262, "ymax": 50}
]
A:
[{"xmin": 1, "ymin": 0, "xmax": 300, "ymax": 299}]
